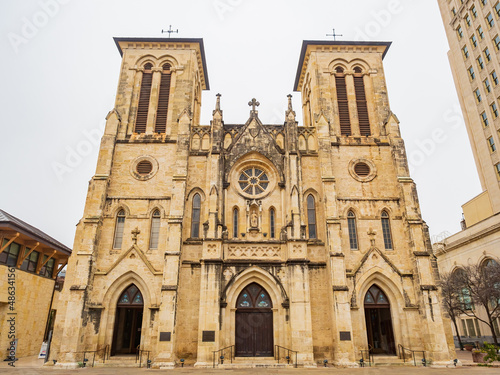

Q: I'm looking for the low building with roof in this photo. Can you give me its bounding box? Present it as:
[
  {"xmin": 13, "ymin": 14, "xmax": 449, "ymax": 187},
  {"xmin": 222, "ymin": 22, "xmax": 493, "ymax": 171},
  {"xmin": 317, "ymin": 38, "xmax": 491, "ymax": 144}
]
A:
[{"xmin": 0, "ymin": 209, "xmax": 71, "ymax": 359}]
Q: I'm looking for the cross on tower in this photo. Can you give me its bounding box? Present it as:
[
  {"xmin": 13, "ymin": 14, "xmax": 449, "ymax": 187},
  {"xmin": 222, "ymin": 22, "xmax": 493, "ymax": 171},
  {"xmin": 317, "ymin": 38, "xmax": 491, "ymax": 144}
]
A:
[
  {"xmin": 162, "ymin": 25, "xmax": 178, "ymax": 38},
  {"xmin": 131, "ymin": 227, "xmax": 141, "ymax": 244},
  {"xmin": 248, "ymin": 98, "xmax": 260, "ymax": 112},
  {"xmin": 326, "ymin": 28, "xmax": 343, "ymax": 41}
]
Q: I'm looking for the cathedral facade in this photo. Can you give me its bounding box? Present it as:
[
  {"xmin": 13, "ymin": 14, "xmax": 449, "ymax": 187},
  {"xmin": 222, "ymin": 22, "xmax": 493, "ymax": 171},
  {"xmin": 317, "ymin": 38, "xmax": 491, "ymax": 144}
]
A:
[{"xmin": 50, "ymin": 37, "xmax": 456, "ymax": 367}]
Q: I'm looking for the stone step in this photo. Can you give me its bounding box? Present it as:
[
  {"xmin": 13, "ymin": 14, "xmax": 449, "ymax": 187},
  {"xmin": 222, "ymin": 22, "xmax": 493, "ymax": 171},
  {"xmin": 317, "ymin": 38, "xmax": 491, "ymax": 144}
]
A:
[
  {"xmin": 94, "ymin": 356, "xmax": 141, "ymax": 368},
  {"xmin": 218, "ymin": 363, "xmax": 294, "ymax": 369}
]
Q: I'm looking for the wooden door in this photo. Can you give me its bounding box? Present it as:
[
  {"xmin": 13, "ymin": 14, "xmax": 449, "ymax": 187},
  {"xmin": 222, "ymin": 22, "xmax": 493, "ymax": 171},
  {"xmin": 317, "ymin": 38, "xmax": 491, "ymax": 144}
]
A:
[
  {"xmin": 235, "ymin": 312, "xmax": 273, "ymax": 357},
  {"xmin": 235, "ymin": 283, "xmax": 274, "ymax": 357}
]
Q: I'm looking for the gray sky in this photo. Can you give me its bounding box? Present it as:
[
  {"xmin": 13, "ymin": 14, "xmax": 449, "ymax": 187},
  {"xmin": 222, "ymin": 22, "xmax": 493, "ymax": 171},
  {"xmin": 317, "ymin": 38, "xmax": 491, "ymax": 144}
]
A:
[{"xmin": 0, "ymin": 0, "xmax": 481, "ymax": 248}]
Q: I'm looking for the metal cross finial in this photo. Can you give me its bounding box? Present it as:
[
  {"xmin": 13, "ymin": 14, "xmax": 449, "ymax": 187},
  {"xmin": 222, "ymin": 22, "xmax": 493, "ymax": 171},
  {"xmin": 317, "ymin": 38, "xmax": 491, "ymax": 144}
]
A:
[
  {"xmin": 131, "ymin": 227, "xmax": 141, "ymax": 244},
  {"xmin": 326, "ymin": 28, "xmax": 343, "ymax": 41},
  {"xmin": 162, "ymin": 25, "xmax": 178, "ymax": 38},
  {"xmin": 248, "ymin": 98, "xmax": 260, "ymax": 112}
]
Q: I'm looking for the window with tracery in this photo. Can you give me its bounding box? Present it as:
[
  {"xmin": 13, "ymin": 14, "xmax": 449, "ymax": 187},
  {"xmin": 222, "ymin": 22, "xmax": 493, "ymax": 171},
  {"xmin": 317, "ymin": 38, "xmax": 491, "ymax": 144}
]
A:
[
  {"xmin": 236, "ymin": 283, "xmax": 273, "ymax": 309},
  {"xmin": 118, "ymin": 284, "xmax": 143, "ymax": 306},
  {"xmin": 238, "ymin": 167, "xmax": 269, "ymax": 196},
  {"xmin": 191, "ymin": 194, "xmax": 201, "ymax": 238},
  {"xmin": 307, "ymin": 194, "xmax": 317, "ymax": 239},
  {"xmin": 364, "ymin": 285, "xmax": 389, "ymax": 306},
  {"xmin": 347, "ymin": 210, "xmax": 358, "ymax": 249},
  {"xmin": 113, "ymin": 209, "xmax": 126, "ymax": 249}
]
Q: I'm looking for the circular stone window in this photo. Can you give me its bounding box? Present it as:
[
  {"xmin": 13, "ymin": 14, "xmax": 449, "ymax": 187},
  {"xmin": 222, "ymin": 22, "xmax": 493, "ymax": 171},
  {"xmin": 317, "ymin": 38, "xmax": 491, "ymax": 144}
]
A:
[
  {"xmin": 238, "ymin": 167, "xmax": 269, "ymax": 196},
  {"xmin": 130, "ymin": 156, "xmax": 158, "ymax": 181},
  {"xmin": 348, "ymin": 159, "xmax": 377, "ymax": 182},
  {"xmin": 354, "ymin": 162, "xmax": 370, "ymax": 177},
  {"xmin": 136, "ymin": 160, "xmax": 153, "ymax": 175}
]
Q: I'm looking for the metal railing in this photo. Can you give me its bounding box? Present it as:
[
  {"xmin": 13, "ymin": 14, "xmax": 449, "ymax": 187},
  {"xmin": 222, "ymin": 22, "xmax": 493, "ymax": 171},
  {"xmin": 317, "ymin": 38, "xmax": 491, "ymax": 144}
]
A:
[
  {"xmin": 136, "ymin": 347, "xmax": 151, "ymax": 368},
  {"xmin": 82, "ymin": 345, "xmax": 110, "ymax": 367},
  {"xmin": 274, "ymin": 345, "xmax": 298, "ymax": 368},
  {"xmin": 398, "ymin": 344, "xmax": 426, "ymax": 366},
  {"xmin": 360, "ymin": 345, "xmax": 373, "ymax": 367},
  {"xmin": 212, "ymin": 345, "xmax": 234, "ymax": 368}
]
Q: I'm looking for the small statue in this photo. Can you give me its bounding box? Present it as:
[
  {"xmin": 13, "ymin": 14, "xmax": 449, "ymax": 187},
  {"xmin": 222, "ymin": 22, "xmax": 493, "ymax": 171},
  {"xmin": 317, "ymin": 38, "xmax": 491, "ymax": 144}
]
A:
[{"xmin": 250, "ymin": 212, "xmax": 258, "ymax": 228}]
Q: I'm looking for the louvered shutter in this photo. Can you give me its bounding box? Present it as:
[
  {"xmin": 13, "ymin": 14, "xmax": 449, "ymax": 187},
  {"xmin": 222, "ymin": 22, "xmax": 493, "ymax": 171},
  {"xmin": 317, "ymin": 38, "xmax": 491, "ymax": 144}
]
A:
[
  {"xmin": 135, "ymin": 64, "xmax": 153, "ymax": 133},
  {"xmin": 155, "ymin": 64, "xmax": 171, "ymax": 133},
  {"xmin": 335, "ymin": 75, "xmax": 351, "ymax": 135},
  {"xmin": 354, "ymin": 75, "xmax": 371, "ymax": 136}
]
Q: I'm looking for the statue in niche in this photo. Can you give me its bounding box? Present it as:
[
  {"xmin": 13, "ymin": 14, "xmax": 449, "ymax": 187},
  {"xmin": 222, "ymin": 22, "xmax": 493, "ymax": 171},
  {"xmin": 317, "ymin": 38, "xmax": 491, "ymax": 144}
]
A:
[{"xmin": 250, "ymin": 212, "xmax": 258, "ymax": 228}]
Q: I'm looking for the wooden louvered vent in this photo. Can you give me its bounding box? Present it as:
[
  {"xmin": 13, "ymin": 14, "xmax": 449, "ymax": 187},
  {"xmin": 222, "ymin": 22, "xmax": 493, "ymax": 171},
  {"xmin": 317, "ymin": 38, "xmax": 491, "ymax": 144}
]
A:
[
  {"xmin": 354, "ymin": 162, "xmax": 370, "ymax": 177},
  {"xmin": 335, "ymin": 74, "xmax": 351, "ymax": 136},
  {"xmin": 354, "ymin": 75, "xmax": 371, "ymax": 136},
  {"xmin": 136, "ymin": 160, "xmax": 153, "ymax": 175},
  {"xmin": 154, "ymin": 64, "xmax": 171, "ymax": 133},
  {"xmin": 135, "ymin": 64, "xmax": 153, "ymax": 133}
]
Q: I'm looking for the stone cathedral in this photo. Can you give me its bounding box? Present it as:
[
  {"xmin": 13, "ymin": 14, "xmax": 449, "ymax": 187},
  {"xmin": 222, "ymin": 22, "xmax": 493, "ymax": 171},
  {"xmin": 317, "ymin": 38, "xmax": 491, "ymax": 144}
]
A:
[{"xmin": 50, "ymin": 37, "xmax": 456, "ymax": 368}]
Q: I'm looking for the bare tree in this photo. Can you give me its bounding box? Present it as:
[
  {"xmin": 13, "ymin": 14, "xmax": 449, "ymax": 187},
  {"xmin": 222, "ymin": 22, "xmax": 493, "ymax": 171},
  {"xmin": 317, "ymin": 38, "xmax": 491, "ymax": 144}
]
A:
[
  {"xmin": 438, "ymin": 271, "xmax": 464, "ymax": 349},
  {"xmin": 453, "ymin": 260, "xmax": 500, "ymax": 346}
]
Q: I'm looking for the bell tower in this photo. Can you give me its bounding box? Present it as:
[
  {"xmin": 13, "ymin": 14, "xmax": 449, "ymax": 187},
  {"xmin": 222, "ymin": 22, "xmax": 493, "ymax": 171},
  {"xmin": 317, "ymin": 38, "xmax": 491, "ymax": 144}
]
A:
[{"xmin": 50, "ymin": 38, "xmax": 209, "ymax": 367}]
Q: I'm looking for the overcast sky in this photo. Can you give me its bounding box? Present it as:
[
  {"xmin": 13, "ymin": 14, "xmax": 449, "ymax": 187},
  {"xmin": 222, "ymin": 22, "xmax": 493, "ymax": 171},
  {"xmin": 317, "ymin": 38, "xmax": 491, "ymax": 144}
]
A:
[{"xmin": 0, "ymin": 0, "xmax": 481, "ymax": 248}]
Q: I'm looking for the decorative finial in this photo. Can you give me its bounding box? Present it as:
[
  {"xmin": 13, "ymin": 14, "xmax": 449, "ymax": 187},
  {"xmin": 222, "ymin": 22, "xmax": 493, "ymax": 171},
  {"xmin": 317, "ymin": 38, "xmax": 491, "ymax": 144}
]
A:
[
  {"xmin": 248, "ymin": 98, "xmax": 260, "ymax": 112},
  {"xmin": 215, "ymin": 93, "xmax": 221, "ymax": 111},
  {"xmin": 161, "ymin": 25, "xmax": 178, "ymax": 38},
  {"xmin": 326, "ymin": 28, "xmax": 343, "ymax": 41},
  {"xmin": 287, "ymin": 94, "xmax": 293, "ymax": 111},
  {"xmin": 131, "ymin": 227, "xmax": 141, "ymax": 244}
]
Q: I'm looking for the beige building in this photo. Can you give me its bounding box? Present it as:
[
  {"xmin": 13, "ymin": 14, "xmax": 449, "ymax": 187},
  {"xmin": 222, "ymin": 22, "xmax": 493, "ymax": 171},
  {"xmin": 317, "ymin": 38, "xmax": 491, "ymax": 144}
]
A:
[
  {"xmin": 436, "ymin": 0, "xmax": 500, "ymax": 345},
  {"xmin": 0, "ymin": 209, "xmax": 71, "ymax": 359},
  {"xmin": 49, "ymin": 37, "xmax": 456, "ymax": 368}
]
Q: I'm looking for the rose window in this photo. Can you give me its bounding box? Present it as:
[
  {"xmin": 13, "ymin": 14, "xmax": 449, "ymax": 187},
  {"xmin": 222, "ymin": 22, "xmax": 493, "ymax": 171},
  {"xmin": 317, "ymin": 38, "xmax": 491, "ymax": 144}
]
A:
[{"xmin": 238, "ymin": 168, "xmax": 269, "ymax": 195}]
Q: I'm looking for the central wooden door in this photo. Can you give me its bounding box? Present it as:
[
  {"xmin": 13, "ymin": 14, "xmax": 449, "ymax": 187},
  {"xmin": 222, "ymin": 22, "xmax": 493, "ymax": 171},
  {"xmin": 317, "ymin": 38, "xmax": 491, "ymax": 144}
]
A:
[
  {"xmin": 112, "ymin": 284, "xmax": 144, "ymax": 355},
  {"xmin": 364, "ymin": 285, "xmax": 396, "ymax": 355},
  {"xmin": 235, "ymin": 283, "xmax": 273, "ymax": 357}
]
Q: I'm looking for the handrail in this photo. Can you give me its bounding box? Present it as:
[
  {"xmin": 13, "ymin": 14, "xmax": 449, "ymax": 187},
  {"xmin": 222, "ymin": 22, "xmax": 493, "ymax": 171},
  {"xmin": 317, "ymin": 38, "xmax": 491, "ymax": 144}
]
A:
[
  {"xmin": 360, "ymin": 347, "xmax": 373, "ymax": 367},
  {"xmin": 136, "ymin": 346, "xmax": 151, "ymax": 368},
  {"xmin": 212, "ymin": 345, "xmax": 234, "ymax": 368},
  {"xmin": 82, "ymin": 345, "xmax": 110, "ymax": 367},
  {"xmin": 274, "ymin": 345, "xmax": 298, "ymax": 368},
  {"xmin": 398, "ymin": 344, "xmax": 426, "ymax": 366}
]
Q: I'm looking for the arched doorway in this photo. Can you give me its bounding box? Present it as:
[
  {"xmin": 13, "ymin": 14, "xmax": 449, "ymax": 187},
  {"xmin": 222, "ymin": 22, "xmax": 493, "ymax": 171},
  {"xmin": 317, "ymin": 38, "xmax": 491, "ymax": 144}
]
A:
[
  {"xmin": 364, "ymin": 285, "xmax": 396, "ymax": 355},
  {"xmin": 111, "ymin": 284, "xmax": 144, "ymax": 355},
  {"xmin": 235, "ymin": 283, "xmax": 273, "ymax": 357}
]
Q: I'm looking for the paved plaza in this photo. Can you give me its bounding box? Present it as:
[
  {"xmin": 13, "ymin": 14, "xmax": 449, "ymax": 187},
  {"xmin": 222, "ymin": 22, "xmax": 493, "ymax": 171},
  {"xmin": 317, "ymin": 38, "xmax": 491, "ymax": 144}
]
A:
[{"xmin": 1, "ymin": 351, "xmax": 500, "ymax": 375}]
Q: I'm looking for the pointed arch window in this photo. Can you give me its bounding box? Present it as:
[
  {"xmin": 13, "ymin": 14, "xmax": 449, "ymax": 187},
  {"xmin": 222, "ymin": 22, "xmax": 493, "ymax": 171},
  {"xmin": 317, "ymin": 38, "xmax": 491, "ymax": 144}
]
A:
[
  {"xmin": 354, "ymin": 67, "xmax": 371, "ymax": 136},
  {"xmin": 118, "ymin": 284, "xmax": 144, "ymax": 306},
  {"xmin": 154, "ymin": 63, "xmax": 171, "ymax": 133},
  {"xmin": 270, "ymin": 208, "xmax": 276, "ymax": 239},
  {"xmin": 335, "ymin": 67, "xmax": 351, "ymax": 136},
  {"xmin": 307, "ymin": 194, "xmax": 317, "ymax": 239},
  {"xmin": 149, "ymin": 210, "xmax": 161, "ymax": 249},
  {"xmin": 233, "ymin": 208, "xmax": 239, "ymax": 238},
  {"xmin": 381, "ymin": 211, "xmax": 393, "ymax": 250},
  {"xmin": 135, "ymin": 63, "xmax": 153, "ymax": 133},
  {"xmin": 236, "ymin": 283, "xmax": 273, "ymax": 309},
  {"xmin": 347, "ymin": 210, "xmax": 358, "ymax": 250},
  {"xmin": 364, "ymin": 285, "xmax": 389, "ymax": 307},
  {"xmin": 191, "ymin": 194, "xmax": 201, "ymax": 238},
  {"xmin": 113, "ymin": 209, "xmax": 126, "ymax": 249}
]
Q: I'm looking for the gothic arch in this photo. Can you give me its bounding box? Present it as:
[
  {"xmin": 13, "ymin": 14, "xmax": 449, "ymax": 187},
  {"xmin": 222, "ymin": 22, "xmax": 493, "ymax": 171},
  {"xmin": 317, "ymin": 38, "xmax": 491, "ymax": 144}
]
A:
[
  {"xmin": 102, "ymin": 270, "xmax": 155, "ymax": 308},
  {"xmin": 157, "ymin": 55, "xmax": 179, "ymax": 69},
  {"xmin": 356, "ymin": 269, "xmax": 408, "ymax": 349},
  {"xmin": 221, "ymin": 266, "xmax": 288, "ymax": 306},
  {"xmin": 328, "ymin": 58, "xmax": 349, "ymax": 73},
  {"xmin": 186, "ymin": 187, "xmax": 206, "ymax": 202},
  {"xmin": 343, "ymin": 206, "xmax": 361, "ymax": 218},
  {"xmin": 146, "ymin": 205, "xmax": 166, "ymax": 218},
  {"xmin": 348, "ymin": 58, "xmax": 371, "ymax": 72},
  {"xmin": 134, "ymin": 55, "xmax": 156, "ymax": 69},
  {"xmin": 110, "ymin": 204, "xmax": 131, "ymax": 218}
]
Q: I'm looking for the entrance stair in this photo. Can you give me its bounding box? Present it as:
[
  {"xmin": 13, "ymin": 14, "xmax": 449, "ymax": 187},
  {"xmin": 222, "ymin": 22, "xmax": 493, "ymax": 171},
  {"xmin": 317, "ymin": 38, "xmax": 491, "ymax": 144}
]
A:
[
  {"xmin": 94, "ymin": 355, "xmax": 140, "ymax": 368},
  {"xmin": 218, "ymin": 357, "xmax": 294, "ymax": 369},
  {"xmin": 369, "ymin": 354, "xmax": 426, "ymax": 367}
]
